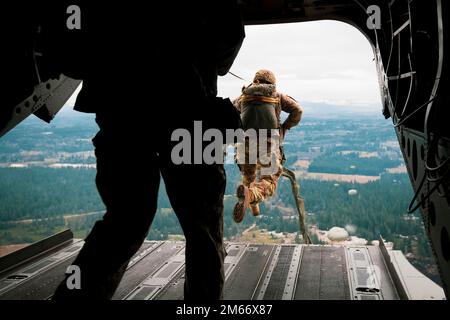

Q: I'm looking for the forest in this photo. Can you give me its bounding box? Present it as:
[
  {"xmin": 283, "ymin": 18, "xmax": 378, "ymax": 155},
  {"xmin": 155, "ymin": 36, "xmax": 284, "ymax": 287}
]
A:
[
  {"xmin": 0, "ymin": 114, "xmax": 439, "ymax": 282},
  {"xmin": 308, "ymin": 151, "xmax": 402, "ymax": 175},
  {"xmin": 0, "ymin": 166, "xmax": 429, "ymax": 259}
]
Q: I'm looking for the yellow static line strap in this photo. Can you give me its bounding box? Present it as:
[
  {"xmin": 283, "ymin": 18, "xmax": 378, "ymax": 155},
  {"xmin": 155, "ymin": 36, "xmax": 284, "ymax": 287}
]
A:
[{"xmin": 240, "ymin": 95, "xmax": 280, "ymax": 105}]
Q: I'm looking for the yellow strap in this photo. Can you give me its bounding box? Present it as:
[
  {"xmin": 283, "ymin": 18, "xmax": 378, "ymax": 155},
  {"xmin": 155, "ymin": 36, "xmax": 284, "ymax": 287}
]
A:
[{"xmin": 240, "ymin": 95, "xmax": 280, "ymax": 105}]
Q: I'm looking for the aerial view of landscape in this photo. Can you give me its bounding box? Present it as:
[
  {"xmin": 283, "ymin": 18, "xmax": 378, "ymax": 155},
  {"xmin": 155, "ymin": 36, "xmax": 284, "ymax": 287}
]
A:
[{"xmin": 0, "ymin": 104, "xmax": 440, "ymax": 285}]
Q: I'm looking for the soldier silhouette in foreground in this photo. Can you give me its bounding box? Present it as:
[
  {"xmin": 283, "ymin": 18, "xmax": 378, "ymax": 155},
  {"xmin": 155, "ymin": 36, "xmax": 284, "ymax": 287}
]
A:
[{"xmin": 52, "ymin": 1, "xmax": 245, "ymax": 300}]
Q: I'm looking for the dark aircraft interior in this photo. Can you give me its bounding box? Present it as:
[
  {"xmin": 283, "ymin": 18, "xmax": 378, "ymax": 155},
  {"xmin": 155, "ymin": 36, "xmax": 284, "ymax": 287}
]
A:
[{"xmin": 1, "ymin": 0, "xmax": 449, "ymax": 299}]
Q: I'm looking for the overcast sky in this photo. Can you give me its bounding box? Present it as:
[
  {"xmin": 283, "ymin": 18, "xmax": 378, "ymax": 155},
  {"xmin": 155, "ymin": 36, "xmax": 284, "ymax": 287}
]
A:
[{"xmin": 218, "ymin": 20, "xmax": 381, "ymax": 112}]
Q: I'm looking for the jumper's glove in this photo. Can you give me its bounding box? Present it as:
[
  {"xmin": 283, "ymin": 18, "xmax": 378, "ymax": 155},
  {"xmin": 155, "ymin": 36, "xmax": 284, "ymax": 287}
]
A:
[{"xmin": 280, "ymin": 123, "xmax": 288, "ymax": 140}]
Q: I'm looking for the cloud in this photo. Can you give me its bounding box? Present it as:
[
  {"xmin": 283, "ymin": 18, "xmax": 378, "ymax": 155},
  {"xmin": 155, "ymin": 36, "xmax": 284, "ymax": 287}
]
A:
[{"xmin": 218, "ymin": 20, "xmax": 381, "ymax": 110}]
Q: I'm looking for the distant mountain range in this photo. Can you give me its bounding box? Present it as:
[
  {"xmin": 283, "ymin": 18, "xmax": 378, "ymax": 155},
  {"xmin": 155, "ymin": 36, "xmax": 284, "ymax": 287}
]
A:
[
  {"xmin": 55, "ymin": 100, "xmax": 382, "ymax": 121},
  {"xmin": 300, "ymin": 102, "xmax": 382, "ymax": 118}
]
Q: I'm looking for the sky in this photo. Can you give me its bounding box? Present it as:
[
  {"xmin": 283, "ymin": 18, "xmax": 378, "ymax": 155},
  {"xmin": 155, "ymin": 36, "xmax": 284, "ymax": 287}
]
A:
[
  {"xmin": 217, "ymin": 20, "xmax": 382, "ymax": 114},
  {"xmin": 66, "ymin": 20, "xmax": 382, "ymax": 115}
]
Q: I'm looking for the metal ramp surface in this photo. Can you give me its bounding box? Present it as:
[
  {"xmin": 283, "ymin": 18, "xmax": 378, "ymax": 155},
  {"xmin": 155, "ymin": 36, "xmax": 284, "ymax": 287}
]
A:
[{"xmin": 1, "ymin": 236, "xmax": 417, "ymax": 300}]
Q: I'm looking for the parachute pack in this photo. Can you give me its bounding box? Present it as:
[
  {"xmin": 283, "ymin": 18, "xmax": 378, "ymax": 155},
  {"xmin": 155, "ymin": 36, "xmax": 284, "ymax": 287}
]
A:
[{"xmin": 239, "ymin": 83, "xmax": 280, "ymax": 131}]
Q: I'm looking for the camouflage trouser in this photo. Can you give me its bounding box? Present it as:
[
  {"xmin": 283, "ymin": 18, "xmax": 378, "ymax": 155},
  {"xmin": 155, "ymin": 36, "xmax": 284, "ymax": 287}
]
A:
[{"xmin": 236, "ymin": 135, "xmax": 283, "ymax": 204}]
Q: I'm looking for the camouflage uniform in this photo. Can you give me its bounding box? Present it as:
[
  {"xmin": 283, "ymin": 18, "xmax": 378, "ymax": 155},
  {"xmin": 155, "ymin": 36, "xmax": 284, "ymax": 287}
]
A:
[
  {"xmin": 237, "ymin": 135, "xmax": 283, "ymax": 205},
  {"xmin": 233, "ymin": 70, "xmax": 302, "ymax": 208}
]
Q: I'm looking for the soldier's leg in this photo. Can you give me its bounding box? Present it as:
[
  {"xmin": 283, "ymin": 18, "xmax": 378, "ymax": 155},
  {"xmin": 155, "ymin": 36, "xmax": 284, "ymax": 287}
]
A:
[
  {"xmin": 242, "ymin": 163, "xmax": 257, "ymax": 187},
  {"xmin": 248, "ymin": 136, "xmax": 283, "ymax": 205},
  {"xmin": 53, "ymin": 116, "xmax": 160, "ymax": 300},
  {"xmin": 233, "ymin": 139, "xmax": 257, "ymax": 221},
  {"xmin": 248, "ymin": 172, "xmax": 282, "ymax": 204},
  {"xmin": 160, "ymin": 162, "xmax": 226, "ymax": 301},
  {"xmin": 245, "ymin": 162, "xmax": 260, "ymax": 216},
  {"xmin": 235, "ymin": 139, "xmax": 257, "ymax": 187}
]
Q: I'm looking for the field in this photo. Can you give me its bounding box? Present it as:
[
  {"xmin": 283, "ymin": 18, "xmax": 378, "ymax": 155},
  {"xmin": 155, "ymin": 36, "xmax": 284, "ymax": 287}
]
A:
[{"xmin": 298, "ymin": 171, "xmax": 380, "ymax": 183}]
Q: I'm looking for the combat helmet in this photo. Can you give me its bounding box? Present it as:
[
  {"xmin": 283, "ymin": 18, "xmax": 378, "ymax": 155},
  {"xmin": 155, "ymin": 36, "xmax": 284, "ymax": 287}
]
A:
[{"xmin": 253, "ymin": 69, "xmax": 276, "ymax": 85}]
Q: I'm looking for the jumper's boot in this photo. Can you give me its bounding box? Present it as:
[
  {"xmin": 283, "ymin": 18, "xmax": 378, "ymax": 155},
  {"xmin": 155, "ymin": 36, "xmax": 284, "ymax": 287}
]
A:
[
  {"xmin": 233, "ymin": 184, "xmax": 250, "ymax": 223},
  {"xmin": 250, "ymin": 203, "xmax": 260, "ymax": 216}
]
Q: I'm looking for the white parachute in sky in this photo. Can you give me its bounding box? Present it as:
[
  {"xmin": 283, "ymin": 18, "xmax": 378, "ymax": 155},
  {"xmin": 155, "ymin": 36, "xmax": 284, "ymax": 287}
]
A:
[{"xmin": 327, "ymin": 227, "xmax": 349, "ymax": 241}]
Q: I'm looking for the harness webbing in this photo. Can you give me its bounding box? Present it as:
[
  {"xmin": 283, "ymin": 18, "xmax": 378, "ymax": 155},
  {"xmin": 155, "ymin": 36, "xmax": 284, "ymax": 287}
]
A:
[{"xmin": 240, "ymin": 95, "xmax": 280, "ymax": 105}]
